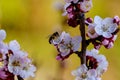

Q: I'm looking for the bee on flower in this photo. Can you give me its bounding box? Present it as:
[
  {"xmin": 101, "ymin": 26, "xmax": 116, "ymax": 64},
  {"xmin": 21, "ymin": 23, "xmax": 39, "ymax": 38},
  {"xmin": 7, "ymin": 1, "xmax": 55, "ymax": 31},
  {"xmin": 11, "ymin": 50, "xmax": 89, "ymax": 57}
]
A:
[{"xmin": 50, "ymin": 31, "xmax": 82, "ymax": 60}]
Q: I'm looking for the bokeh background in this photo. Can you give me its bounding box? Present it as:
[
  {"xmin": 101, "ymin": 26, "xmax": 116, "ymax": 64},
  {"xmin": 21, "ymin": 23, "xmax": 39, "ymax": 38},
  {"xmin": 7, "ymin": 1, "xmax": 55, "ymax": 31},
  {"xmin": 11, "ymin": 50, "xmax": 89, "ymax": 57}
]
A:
[{"xmin": 0, "ymin": 0, "xmax": 120, "ymax": 80}]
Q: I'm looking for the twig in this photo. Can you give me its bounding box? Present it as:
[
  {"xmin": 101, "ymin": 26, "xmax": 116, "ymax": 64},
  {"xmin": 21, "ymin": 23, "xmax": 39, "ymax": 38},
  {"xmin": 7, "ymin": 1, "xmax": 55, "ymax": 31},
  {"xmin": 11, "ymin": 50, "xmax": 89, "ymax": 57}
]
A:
[
  {"xmin": 17, "ymin": 75, "xmax": 24, "ymax": 80},
  {"xmin": 79, "ymin": 13, "xmax": 86, "ymax": 64}
]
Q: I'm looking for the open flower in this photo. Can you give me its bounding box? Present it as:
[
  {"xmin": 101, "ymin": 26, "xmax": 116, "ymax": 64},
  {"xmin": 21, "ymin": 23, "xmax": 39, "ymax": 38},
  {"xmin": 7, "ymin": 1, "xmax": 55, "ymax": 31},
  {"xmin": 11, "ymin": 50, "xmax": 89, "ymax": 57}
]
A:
[
  {"xmin": 79, "ymin": 0, "xmax": 93, "ymax": 13},
  {"xmin": 72, "ymin": 49, "xmax": 108, "ymax": 80},
  {"xmin": 72, "ymin": 64, "xmax": 101, "ymax": 80},
  {"xmin": 56, "ymin": 35, "xmax": 82, "ymax": 60},
  {"xmin": 8, "ymin": 40, "xmax": 36, "ymax": 78},
  {"xmin": 87, "ymin": 24, "xmax": 99, "ymax": 39},
  {"xmin": 94, "ymin": 16, "xmax": 118, "ymax": 38},
  {"xmin": 86, "ymin": 49, "xmax": 108, "ymax": 76},
  {"xmin": 50, "ymin": 32, "xmax": 82, "ymax": 60},
  {"xmin": 8, "ymin": 54, "xmax": 26, "ymax": 75},
  {"xmin": 8, "ymin": 53, "xmax": 36, "ymax": 78}
]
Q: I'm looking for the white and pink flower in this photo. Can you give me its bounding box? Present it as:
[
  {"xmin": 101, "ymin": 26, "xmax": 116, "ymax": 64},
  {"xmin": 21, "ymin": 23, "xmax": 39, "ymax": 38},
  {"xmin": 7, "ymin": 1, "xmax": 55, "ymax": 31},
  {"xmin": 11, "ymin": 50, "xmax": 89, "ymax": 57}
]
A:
[
  {"xmin": 72, "ymin": 49, "xmax": 108, "ymax": 80},
  {"xmin": 72, "ymin": 64, "xmax": 101, "ymax": 80},
  {"xmin": 94, "ymin": 16, "xmax": 118, "ymax": 38},
  {"xmin": 86, "ymin": 49, "xmax": 108, "ymax": 75},
  {"xmin": 51, "ymin": 31, "xmax": 82, "ymax": 60},
  {"xmin": 79, "ymin": 0, "xmax": 93, "ymax": 13},
  {"xmin": 0, "ymin": 29, "xmax": 36, "ymax": 79}
]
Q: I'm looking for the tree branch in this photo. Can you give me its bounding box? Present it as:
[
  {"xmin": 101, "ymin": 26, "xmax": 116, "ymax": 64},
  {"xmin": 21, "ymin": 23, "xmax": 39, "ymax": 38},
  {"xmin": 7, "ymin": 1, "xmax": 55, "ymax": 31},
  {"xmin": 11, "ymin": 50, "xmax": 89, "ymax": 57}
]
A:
[{"xmin": 79, "ymin": 13, "xmax": 86, "ymax": 64}]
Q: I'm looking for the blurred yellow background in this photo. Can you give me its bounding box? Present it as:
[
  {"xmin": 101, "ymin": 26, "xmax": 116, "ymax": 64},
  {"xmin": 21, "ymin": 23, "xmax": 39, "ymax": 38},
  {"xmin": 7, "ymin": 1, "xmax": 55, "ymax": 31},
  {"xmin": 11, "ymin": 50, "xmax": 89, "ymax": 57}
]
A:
[{"xmin": 0, "ymin": 0, "xmax": 120, "ymax": 80}]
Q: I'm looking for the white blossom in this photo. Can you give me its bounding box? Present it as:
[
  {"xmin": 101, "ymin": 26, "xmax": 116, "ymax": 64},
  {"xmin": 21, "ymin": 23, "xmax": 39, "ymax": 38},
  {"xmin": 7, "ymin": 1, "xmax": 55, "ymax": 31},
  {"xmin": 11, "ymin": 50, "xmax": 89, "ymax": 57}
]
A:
[
  {"xmin": 8, "ymin": 54, "xmax": 36, "ymax": 78},
  {"xmin": 87, "ymin": 24, "xmax": 99, "ymax": 39},
  {"xmin": 94, "ymin": 16, "xmax": 118, "ymax": 38},
  {"xmin": 72, "ymin": 64, "xmax": 101, "ymax": 80},
  {"xmin": 8, "ymin": 54, "xmax": 25, "ymax": 75},
  {"xmin": 86, "ymin": 49, "xmax": 108, "ymax": 76},
  {"xmin": 80, "ymin": 0, "xmax": 93, "ymax": 13},
  {"xmin": 57, "ymin": 32, "xmax": 81, "ymax": 59}
]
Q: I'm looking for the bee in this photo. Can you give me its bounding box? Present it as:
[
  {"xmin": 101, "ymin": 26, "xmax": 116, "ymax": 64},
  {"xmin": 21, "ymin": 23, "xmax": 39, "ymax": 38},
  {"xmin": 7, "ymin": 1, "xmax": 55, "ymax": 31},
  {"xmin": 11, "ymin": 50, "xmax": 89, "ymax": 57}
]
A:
[{"xmin": 49, "ymin": 32, "xmax": 60, "ymax": 44}]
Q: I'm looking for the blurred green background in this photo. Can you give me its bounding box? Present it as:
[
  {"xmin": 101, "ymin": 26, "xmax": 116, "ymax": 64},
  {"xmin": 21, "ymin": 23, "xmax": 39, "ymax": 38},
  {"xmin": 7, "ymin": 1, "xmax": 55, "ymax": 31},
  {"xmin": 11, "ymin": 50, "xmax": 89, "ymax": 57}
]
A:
[{"xmin": 0, "ymin": 0, "xmax": 120, "ymax": 80}]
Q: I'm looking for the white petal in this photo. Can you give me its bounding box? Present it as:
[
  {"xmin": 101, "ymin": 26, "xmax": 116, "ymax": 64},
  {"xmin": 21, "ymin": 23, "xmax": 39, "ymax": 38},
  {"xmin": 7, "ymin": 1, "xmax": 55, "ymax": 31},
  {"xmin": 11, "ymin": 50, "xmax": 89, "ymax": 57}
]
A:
[
  {"xmin": 64, "ymin": 0, "xmax": 72, "ymax": 3},
  {"xmin": 0, "ymin": 30, "xmax": 6, "ymax": 41},
  {"xmin": 64, "ymin": 3, "xmax": 71, "ymax": 11},
  {"xmin": 73, "ymin": 0, "xmax": 79, "ymax": 3},
  {"xmin": 87, "ymin": 69, "xmax": 97, "ymax": 77},
  {"xmin": 94, "ymin": 16, "xmax": 102, "ymax": 25},
  {"xmin": 108, "ymin": 24, "xmax": 117, "ymax": 33},
  {"xmin": 112, "ymin": 35, "xmax": 117, "ymax": 41},
  {"xmin": 60, "ymin": 31, "xmax": 71, "ymax": 44},
  {"xmin": 102, "ymin": 18, "xmax": 113, "ymax": 25},
  {"xmin": 9, "ymin": 40, "xmax": 20, "ymax": 51},
  {"xmin": 102, "ymin": 32, "xmax": 112, "ymax": 38},
  {"xmin": 91, "ymin": 49, "xmax": 99, "ymax": 54},
  {"xmin": 95, "ymin": 26, "xmax": 103, "ymax": 35},
  {"xmin": 72, "ymin": 36, "xmax": 82, "ymax": 51}
]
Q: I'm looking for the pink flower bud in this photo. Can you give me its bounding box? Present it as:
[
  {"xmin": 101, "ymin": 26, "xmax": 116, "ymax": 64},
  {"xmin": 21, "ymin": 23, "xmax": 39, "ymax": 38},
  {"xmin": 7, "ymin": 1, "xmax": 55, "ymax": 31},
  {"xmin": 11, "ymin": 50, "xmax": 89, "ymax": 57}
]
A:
[
  {"xmin": 106, "ymin": 42, "xmax": 114, "ymax": 49},
  {"xmin": 93, "ymin": 42, "xmax": 101, "ymax": 50},
  {"xmin": 86, "ymin": 17, "xmax": 93, "ymax": 23},
  {"xmin": 102, "ymin": 39, "xmax": 109, "ymax": 46},
  {"xmin": 113, "ymin": 16, "xmax": 120, "ymax": 25},
  {"xmin": 56, "ymin": 56, "xmax": 62, "ymax": 61}
]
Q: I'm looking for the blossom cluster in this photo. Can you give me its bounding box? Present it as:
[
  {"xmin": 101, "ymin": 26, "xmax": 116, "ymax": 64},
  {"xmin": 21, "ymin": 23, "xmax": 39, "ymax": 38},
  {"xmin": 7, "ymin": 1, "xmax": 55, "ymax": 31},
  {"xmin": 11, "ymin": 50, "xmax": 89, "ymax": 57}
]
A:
[
  {"xmin": 50, "ymin": 0, "xmax": 120, "ymax": 80},
  {"xmin": 63, "ymin": 0, "xmax": 93, "ymax": 27},
  {"xmin": 50, "ymin": 31, "xmax": 82, "ymax": 60},
  {"xmin": 72, "ymin": 49, "xmax": 108, "ymax": 80},
  {"xmin": 86, "ymin": 16, "xmax": 120, "ymax": 49},
  {"xmin": 0, "ymin": 29, "xmax": 36, "ymax": 80}
]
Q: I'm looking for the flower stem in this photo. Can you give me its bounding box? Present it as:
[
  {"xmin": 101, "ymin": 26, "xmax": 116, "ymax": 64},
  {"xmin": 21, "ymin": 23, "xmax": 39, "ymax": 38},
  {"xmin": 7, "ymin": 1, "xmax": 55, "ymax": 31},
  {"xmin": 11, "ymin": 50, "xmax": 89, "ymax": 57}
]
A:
[
  {"xmin": 79, "ymin": 13, "xmax": 86, "ymax": 64},
  {"xmin": 17, "ymin": 75, "xmax": 24, "ymax": 80}
]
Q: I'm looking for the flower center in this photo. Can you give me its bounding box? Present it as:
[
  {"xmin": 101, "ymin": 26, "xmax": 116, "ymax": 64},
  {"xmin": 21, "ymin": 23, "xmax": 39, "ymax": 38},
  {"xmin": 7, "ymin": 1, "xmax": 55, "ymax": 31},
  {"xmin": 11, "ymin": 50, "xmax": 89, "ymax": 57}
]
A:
[
  {"xmin": 89, "ymin": 29, "xmax": 95, "ymax": 35},
  {"xmin": 66, "ymin": 43, "xmax": 72, "ymax": 49},
  {"xmin": 81, "ymin": 73, "xmax": 87, "ymax": 79},
  {"xmin": 86, "ymin": 56, "xmax": 98, "ymax": 69},
  {"xmin": 12, "ymin": 60, "xmax": 20, "ymax": 66},
  {"xmin": 102, "ymin": 24, "xmax": 109, "ymax": 32}
]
